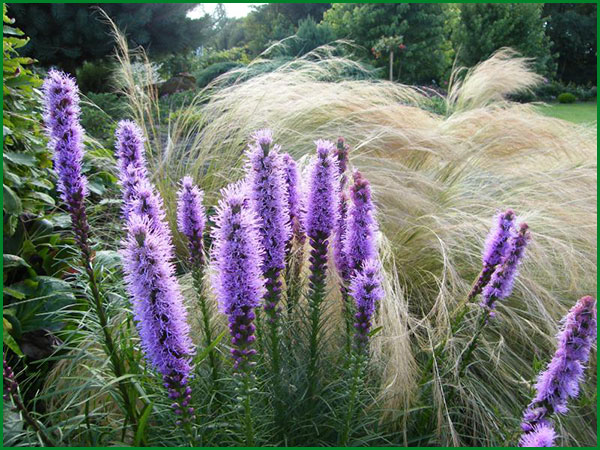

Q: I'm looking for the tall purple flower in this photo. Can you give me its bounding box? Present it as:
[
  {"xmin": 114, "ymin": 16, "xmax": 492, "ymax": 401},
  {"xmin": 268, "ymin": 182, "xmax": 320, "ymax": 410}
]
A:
[
  {"xmin": 115, "ymin": 120, "xmax": 148, "ymax": 219},
  {"xmin": 177, "ymin": 176, "xmax": 206, "ymax": 267},
  {"xmin": 344, "ymin": 171, "xmax": 377, "ymax": 276},
  {"xmin": 480, "ymin": 222, "xmax": 530, "ymax": 316},
  {"xmin": 520, "ymin": 296, "xmax": 596, "ymax": 437},
  {"xmin": 211, "ymin": 184, "xmax": 264, "ymax": 372},
  {"xmin": 122, "ymin": 213, "xmax": 194, "ymax": 422},
  {"xmin": 333, "ymin": 137, "xmax": 351, "ymax": 281},
  {"xmin": 42, "ymin": 70, "xmax": 90, "ymax": 253},
  {"xmin": 246, "ymin": 129, "xmax": 290, "ymax": 321},
  {"xmin": 469, "ymin": 209, "xmax": 516, "ymax": 299},
  {"xmin": 519, "ymin": 424, "xmax": 557, "ymax": 447},
  {"xmin": 350, "ymin": 258, "xmax": 384, "ymax": 350},
  {"xmin": 305, "ymin": 139, "xmax": 338, "ymax": 397},
  {"xmin": 282, "ymin": 153, "xmax": 305, "ymax": 244}
]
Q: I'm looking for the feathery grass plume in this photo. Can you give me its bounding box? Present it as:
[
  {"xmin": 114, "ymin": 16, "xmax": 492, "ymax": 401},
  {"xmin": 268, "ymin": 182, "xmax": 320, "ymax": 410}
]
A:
[
  {"xmin": 43, "ymin": 69, "xmax": 142, "ymax": 438},
  {"xmin": 122, "ymin": 213, "xmax": 195, "ymax": 427},
  {"xmin": 520, "ymin": 296, "xmax": 597, "ymax": 439},
  {"xmin": 519, "ymin": 424, "xmax": 557, "ymax": 447},
  {"xmin": 333, "ymin": 137, "xmax": 351, "ymax": 281},
  {"xmin": 211, "ymin": 184, "xmax": 264, "ymax": 446},
  {"xmin": 114, "ymin": 120, "xmax": 148, "ymax": 218},
  {"xmin": 304, "ymin": 139, "xmax": 339, "ymax": 399},
  {"xmin": 480, "ymin": 222, "xmax": 531, "ymax": 316},
  {"xmin": 469, "ymin": 209, "xmax": 516, "ymax": 299}
]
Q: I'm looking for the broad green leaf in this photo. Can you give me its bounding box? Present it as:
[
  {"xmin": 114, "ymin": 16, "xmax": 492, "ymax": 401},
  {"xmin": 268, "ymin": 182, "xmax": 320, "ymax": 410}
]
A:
[
  {"xmin": 3, "ymin": 318, "xmax": 23, "ymax": 357},
  {"xmin": 4, "ymin": 151, "xmax": 36, "ymax": 167},
  {"xmin": 3, "ymin": 254, "xmax": 31, "ymax": 270},
  {"xmin": 3, "ymin": 184, "xmax": 22, "ymax": 214},
  {"xmin": 134, "ymin": 402, "xmax": 153, "ymax": 447}
]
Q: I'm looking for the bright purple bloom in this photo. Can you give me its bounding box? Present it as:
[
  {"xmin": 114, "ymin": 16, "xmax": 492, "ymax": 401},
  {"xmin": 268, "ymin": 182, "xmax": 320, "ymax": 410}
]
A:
[
  {"xmin": 211, "ymin": 184, "xmax": 265, "ymax": 371},
  {"xmin": 42, "ymin": 70, "xmax": 90, "ymax": 252},
  {"xmin": 177, "ymin": 176, "xmax": 206, "ymax": 266},
  {"xmin": 470, "ymin": 209, "xmax": 516, "ymax": 299},
  {"xmin": 115, "ymin": 120, "xmax": 148, "ymax": 219},
  {"xmin": 121, "ymin": 213, "xmax": 194, "ymax": 418},
  {"xmin": 519, "ymin": 424, "xmax": 557, "ymax": 447},
  {"xmin": 345, "ymin": 171, "xmax": 377, "ymax": 276},
  {"xmin": 282, "ymin": 153, "xmax": 305, "ymax": 244},
  {"xmin": 247, "ymin": 129, "xmax": 291, "ymax": 274},
  {"xmin": 305, "ymin": 139, "xmax": 339, "ymax": 239},
  {"xmin": 350, "ymin": 258, "xmax": 384, "ymax": 349},
  {"xmin": 333, "ymin": 137, "xmax": 351, "ymax": 281},
  {"xmin": 521, "ymin": 296, "xmax": 596, "ymax": 435},
  {"xmin": 480, "ymin": 222, "xmax": 530, "ymax": 315}
]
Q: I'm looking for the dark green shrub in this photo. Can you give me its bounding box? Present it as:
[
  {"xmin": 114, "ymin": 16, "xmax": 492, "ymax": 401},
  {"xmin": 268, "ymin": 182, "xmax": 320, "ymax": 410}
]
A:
[
  {"xmin": 557, "ymin": 92, "xmax": 576, "ymax": 104},
  {"xmin": 195, "ymin": 61, "xmax": 244, "ymax": 88},
  {"xmin": 80, "ymin": 92, "xmax": 129, "ymax": 142},
  {"xmin": 76, "ymin": 59, "xmax": 114, "ymax": 94}
]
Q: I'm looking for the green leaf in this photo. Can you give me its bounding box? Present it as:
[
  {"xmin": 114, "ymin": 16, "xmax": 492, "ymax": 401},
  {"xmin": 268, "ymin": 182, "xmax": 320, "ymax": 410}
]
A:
[
  {"xmin": 368, "ymin": 326, "xmax": 383, "ymax": 337},
  {"xmin": 3, "ymin": 318, "xmax": 23, "ymax": 357},
  {"xmin": 194, "ymin": 330, "xmax": 226, "ymax": 364},
  {"xmin": 3, "ymin": 287, "xmax": 25, "ymax": 300},
  {"xmin": 3, "ymin": 254, "xmax": 31, "ymax": 270},
  {"xmin": 134, "ymin": 402, "xmax": 153, "ymax": 447},
  {"xmin": 93, "ymin": 250, "xmax": 123, "ymax": 271},
  {"xmin": 4, "ymin": 151, "xmax": 36, "ymax": 167},
  {"xmin": 27, "ymin": 191, "xmax": 55, "ymax": 207},
  {"xmin": 3, "ymin": 184, "xmax": 22, "ymax": 215}
]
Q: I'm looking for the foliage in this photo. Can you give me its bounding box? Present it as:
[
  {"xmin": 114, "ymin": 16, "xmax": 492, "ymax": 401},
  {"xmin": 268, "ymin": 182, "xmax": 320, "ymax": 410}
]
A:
[
  {"xmin": 80, "ymin": 92, "xmax": 129, "ymax": 142},
  {"xmin": 75, "ymin": 59, "xmax": 115, "ymax": 94},
  {"xmin": 453, "ymin": 3, "xmax": 555, "ymax": 76},
  {"xmin": 194, "ymin": 61, "xmax": 244, "ymax": 88},
  {"xmin": 557, "ymin": 92, "xmax": 576, "ymax": 104},
  {"xmin": 197, "ymin": 47, "xmax": 251, "ymax": 70},
  {"xmin": 543, "ymin": 3, "xmax": 596, "ymax": 85},
  {"xmin": 8, "ymin": 3, "xmax": 211, "ymax": 72},
  {"xmin": 283, "ymin": 17, "xmax": 335, "ymax": 57},
  {"xmin": 323, "ymin": 3, "xmax": 453, "ymax": 83}
]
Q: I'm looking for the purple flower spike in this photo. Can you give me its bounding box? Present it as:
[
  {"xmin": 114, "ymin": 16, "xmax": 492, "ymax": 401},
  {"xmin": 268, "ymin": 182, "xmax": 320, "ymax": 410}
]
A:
[
  {"xmin": 305, "ymin": 139, "xmax": 339, "ymax": 240},
  {"xmin": 520, "ymin": 296, "xmax": 596, "ymax": 436},
  {"xmin": 121, "ymin": 213, "xmax": 194, "ymax": 415},
  {"xmin": 211, "ymin": 184, "xmax": 264, "ymax": 372},
  {"xmin": 282, "ymin": 153, "xmax": 305, "ymax": 245},
  {"xmin": 115, "ymin": 120, "xmax": 149, "ymax": 219},
  {"xmin": 42, "ymin": 70, "xmax": 90, "ymax": 253},
  {"xmin": 345, "ymin": 171, "xmax": 377, "ymax": 276},
  {"xmin": 480, "ymin": 222, "xmax": 530, "ymax": 315},
  {"xmin": 350, "ymin": 259, "xmax": 384, "ymax": 350},
  {"xmin": 470, "ymin": 209, "xmax": 516, "ymax": 299},
  {"xmin": 519, "ymin": 424, "xmax": 557, "ymax": 447},
  {"xmin": 177, "ymin": 176, "xmax": 206, "ymax": 266},
  {"xmin": 333, "ymin": 137, "xmax": 351, "ymax": 281},
  {"xmin": 334, "ymin": 137, "xmax": 350, "ymax": 178}
]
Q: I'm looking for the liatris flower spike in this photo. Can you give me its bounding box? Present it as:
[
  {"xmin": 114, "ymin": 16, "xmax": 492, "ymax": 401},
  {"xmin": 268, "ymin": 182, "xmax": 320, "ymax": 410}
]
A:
[
  {"xmin": 122, "ymin": 213, "xmax": 194, "ymax": 423},
  {"xmin": 519, "ymin": 424, "xmax": 557, "ymax": 447},
  {"xmin": 480, "ymin": 222, "xmax": 530, "ymax": 316},
  {"xmin": 282, "ymin": 152, "xmax": 305, "ymax": 244},
  {"xmin": 115, "ymin": 120, "xmax": 148, "ymax": 219},
  {"xmin": 42, "ymin": 69, "xmax": 89, "ymax": 252},
  {"xmin": 520, "ymin": 296, "xmax": 596, "ymax": 439},
  {"xmin": 247, "ymin": 129, "xmax": 290, "ymax": 318},
  {"xmin": 333, "ymin": 137, "xmax": 350, "ymax": 281},
  {"xmin": 211, "ymin": 184, "xmax": 264, "ymax": 372},
  {"xmin": 345, "ymin": 170, "xmax": 377, "ymax": 276},
  {"xmin": 350, "ymin": 258, "xmax": 384, "ymax": 351},
  {"xmin": 469, "ymin": 209, "xmax": 516, "ymax": 299},
  {"xmin": 177, "ymin": 176, "xmax": 206, "ymax": 267}
]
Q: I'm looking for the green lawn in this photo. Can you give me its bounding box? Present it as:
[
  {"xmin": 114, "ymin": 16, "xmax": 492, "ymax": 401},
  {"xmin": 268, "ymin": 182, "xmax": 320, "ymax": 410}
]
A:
[{"xmin": 536, "ymin": 101, "xmax": 597, "ymax": 124}]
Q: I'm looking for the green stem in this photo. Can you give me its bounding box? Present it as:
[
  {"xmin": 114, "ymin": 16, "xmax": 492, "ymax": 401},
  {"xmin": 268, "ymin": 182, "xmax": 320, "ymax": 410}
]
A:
[
  {"xmin": 340, "ymin": 350, "xmax": 364, "ymax": 446},
  {"xmin": 242, "ymin": 372, "xmax": 255, "ymax": 446}
]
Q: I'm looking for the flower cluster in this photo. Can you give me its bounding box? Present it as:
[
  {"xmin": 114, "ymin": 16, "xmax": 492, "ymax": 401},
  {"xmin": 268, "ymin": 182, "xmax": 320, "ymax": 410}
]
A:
[
  {"xmin": 350, "ymin": 259, "xmax": 384, "ymax": 350},
  {"xmin": 42, "ymin": 70, "xmax": 90, "ymax": 253},
  {"xmin": 177, "ymin": 176, "xmax": 206, "ymax": 266},
  {"xmin": 115, "ymin": 120, "xmax": 148, "ymax": 219},
  {"xmin": 520, "ymin": 295, "xmax": 596, "ymax": 442},
  {"xmin": 333, "ymin": 137, "xmax": 350, "ymax": 281},
  {"xmin": 122, "ymin": 213, "xmax": 194, "ymax": 422},
  {"xmin": 345, "ymin": 171, "xmax": 377, "ymax": 276},
  {"xmin": 470, "ymin": 209, "xmax": 516, "ymax": 299},
  {"xmin": 481, "ymin": 222, "xmax": 530, "ymax": 316},
  {"xmin": 282, "ymin": 153, "xmax": 305, "ymax": 244},
  {"xmin": 211, "ymin": 184, "xmax": 265, "ymax": 371}
]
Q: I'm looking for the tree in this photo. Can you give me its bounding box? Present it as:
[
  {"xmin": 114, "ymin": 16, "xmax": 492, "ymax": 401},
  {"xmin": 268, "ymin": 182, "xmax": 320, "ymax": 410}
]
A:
[
  {"xmin": 8, "ymin": 3, "xmax": 211, "ymax": 72},
  {"xmin": 453, "ymin": 3, "xmax": 555, "ymax": 76},
  {"xmin": 284, "ymin": 17, "xmax": 335, "ymax": 57},
  {"xmin": 323, "ymin": 3, "xmax": 453, "ymax": 83},
  {"xmin": 543, "ymin": 3, "xmax": 596, "ymax": 85}
]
